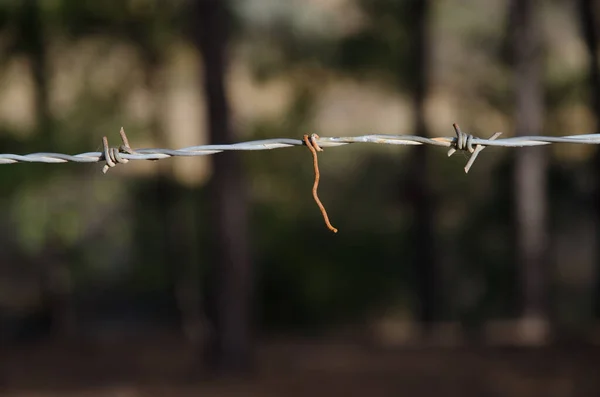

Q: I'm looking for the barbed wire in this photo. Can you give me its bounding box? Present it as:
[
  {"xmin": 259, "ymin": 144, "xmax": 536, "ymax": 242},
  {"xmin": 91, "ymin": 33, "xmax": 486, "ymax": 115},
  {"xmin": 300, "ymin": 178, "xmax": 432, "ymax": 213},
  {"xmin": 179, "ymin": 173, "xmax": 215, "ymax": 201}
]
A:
[
  {"xmin": 3, "ymin": 123, "xmax": 600, "ymax": 233},
  {"xmin": 1, "ymin": 124, "xmax": 600, "ymax": 174}
]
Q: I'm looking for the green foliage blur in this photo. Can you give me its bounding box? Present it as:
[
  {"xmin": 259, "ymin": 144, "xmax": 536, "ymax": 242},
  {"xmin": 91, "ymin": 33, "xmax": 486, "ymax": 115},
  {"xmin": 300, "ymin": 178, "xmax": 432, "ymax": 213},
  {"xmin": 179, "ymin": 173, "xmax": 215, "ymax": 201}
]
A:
[{"xmin": 0, "ymin": 0, "xmax": 597, "ymax": 338}]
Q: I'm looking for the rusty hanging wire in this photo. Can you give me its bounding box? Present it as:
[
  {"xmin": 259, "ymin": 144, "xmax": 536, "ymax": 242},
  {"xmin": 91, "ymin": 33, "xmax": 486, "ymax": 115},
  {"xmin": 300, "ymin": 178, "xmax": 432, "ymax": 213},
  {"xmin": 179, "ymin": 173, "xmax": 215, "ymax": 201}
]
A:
[{"xmin": 303, "ymin": 133, "xmax": 338, "ymax": 233}]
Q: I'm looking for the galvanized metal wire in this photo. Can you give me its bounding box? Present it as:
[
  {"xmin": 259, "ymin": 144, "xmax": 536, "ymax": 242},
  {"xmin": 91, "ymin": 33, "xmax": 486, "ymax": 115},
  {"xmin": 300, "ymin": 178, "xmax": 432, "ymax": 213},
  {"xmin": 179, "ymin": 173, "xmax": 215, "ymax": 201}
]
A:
[{"xmin": 2, "ymin": 124, "xmax": 600, "ymax": 174}]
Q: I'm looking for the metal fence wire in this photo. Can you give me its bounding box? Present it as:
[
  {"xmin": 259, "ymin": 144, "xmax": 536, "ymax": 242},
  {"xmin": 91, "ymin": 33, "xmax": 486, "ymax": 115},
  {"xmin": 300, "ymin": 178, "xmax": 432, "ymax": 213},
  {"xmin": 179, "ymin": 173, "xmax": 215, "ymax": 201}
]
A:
[
  {"xmin": 2, "ymin": 124, "xmax": 599, "ymax": 174},
  {"xmin": 3, "ymin": 123, "xmax": 599, "ymax": 233}
]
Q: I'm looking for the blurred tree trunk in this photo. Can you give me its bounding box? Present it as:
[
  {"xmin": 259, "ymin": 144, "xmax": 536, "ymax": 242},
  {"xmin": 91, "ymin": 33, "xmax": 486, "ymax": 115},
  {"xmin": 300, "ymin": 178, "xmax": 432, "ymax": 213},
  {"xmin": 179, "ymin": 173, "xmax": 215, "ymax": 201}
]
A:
[
  {"xmin": 24, "ymin": 0, "xmax": 52, "ymax": 140},
  {"xmin": 193, "ymin": 0, "xmax": 254, "ymax": 372},
  {"xmin": 39, "ymin": 236, "xmax": 73, "ymax": 339},
  {"xmin": 135, "ymin": 13, "xmax": 206, "ymax": 345},
  {"xmin": 406, "ymin": 0, "xmax": 437, "ymax": 330},
  {"xmin": 509, "ymin": 0, "xmax": 549, "ymax": 343},
  {"xmin": 140, "ymin": 53, "xmax": 205, "ymax": 347},
  {"xmin": 168, "ymin": 194, "xmax": 204, "ymax": 345},
  {"xmin": 578, "ymin": 0, "xmax": 600, "ymax": 126},
  {"xmin": 22, "ymin": 0, "xmax": 74, "ymax": 339},
  {"xmin": 577, "ymin": 0, "xmax": 600, "ymax": 318}
]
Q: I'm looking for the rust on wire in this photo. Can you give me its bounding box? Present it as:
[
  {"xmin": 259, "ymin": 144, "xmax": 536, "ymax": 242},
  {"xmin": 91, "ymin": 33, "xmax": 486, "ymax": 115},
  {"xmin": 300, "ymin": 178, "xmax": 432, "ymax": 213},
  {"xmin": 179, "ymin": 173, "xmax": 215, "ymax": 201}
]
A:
[{"xmin": 303, "ymin": 133, "xmax": 338, "ymax": 233}]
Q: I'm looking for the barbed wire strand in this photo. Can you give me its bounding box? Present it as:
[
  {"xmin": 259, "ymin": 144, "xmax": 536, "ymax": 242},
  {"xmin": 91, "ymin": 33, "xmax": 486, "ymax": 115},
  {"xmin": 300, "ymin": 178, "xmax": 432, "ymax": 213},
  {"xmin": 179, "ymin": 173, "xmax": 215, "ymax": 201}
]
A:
[
  {"xmin": 3, "ymin": 123, "xmax": 600, "ymax": 232},
  {"xmin": 3, "ymin": 124, "xmax": 600, "ymax": 171},
  {"xmin": 0, "ymin": 124, "xmax": 600, "ymax": 172},
  {"xmin": 304, "ymin": 133, "xmax": 338, "ymax": 234}
]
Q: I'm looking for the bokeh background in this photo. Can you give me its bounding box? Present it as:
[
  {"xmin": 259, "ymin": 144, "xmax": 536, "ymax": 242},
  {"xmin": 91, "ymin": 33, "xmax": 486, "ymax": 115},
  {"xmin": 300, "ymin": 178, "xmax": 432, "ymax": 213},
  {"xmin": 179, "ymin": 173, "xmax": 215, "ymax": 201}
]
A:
[{"xmin": 1, "ymin": 0, "xmax": 600, "ymax": 396}]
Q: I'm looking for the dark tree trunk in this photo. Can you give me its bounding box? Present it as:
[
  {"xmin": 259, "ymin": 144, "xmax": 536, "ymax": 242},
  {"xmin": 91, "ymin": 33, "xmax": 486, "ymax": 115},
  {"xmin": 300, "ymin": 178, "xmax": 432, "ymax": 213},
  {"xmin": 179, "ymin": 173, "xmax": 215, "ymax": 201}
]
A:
[
  {"xmin": 24, "ymin": 0, "xmax": 52, "ymax": 139},
  {"xmin": 168, "ymin": 195, "xmax": 204, "ymax": 345},
  {"xmin": 407, "ymin": 0, "xmax": 437, "ymax": 329},
  {"xmin": 510, "ymin": 0, "xmax": 549, "ymax": 343},
  {"xmin": 39, "ymin": 236, "xmax": 74, "ymax": 339},
  {"xmin": 193, "ymin": 0, "xmax": 253, "ymax": 373},
  {"xmin": 145, "ymin": 60, "xmax": 205, "ymax": 347},
  {"xmin": 22, "ymin": 0, "xmax": 74, "ymax": 339},
  {"xmin": 577, "ymin": 0, "xmax": 600, "ymax": 318},
  {"xmin": 578, "ymin": 0, "xmax": 600, "ymax": 123}
]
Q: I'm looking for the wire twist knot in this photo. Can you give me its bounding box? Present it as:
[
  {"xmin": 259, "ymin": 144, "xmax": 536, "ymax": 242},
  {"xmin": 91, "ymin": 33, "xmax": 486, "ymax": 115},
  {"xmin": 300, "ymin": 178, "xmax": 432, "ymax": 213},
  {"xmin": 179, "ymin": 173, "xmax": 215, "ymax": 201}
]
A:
[
  {"xmin": 448, "ymin": 123, "xmax": 502, "ymax": 173},
  {"xmin": 102, "ymin": 127, "xmax": 135, "ymax": 174}
]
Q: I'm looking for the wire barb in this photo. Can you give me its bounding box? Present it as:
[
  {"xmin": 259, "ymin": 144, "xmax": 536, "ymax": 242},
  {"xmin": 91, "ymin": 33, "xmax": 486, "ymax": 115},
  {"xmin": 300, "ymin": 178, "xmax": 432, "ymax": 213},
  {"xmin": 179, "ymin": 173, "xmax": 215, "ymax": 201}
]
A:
[
  {"xmin": 304, "ymin": 134, "xmax": 338, "ymax": 233},
  {"xmin": 102, "ymin": 127, "xmax": 136, "ymax": 174},
  {"xmin": 447, "ymin": 123, "xmax": 502, "ymax": 173}
]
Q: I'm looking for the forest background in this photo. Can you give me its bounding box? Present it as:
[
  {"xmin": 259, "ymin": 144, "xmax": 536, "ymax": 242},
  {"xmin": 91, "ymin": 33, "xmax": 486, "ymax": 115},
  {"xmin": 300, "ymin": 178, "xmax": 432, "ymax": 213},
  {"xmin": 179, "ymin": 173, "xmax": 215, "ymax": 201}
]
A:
[{"xmin": 1, "ymin": 0, "xmax": 600, "ymax": 396}]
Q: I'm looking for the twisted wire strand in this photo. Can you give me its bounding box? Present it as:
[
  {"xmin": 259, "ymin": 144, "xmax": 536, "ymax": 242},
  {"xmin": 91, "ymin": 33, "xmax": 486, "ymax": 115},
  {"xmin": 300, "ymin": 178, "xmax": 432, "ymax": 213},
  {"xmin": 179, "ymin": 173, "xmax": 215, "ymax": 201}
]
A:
[
  {"xmin": 2, "ymin": 125, "xmax": 600, "ymax": 174},
  {"xmin": 0, "ymin": 139, "xmax": 304, "ymax": 164}
]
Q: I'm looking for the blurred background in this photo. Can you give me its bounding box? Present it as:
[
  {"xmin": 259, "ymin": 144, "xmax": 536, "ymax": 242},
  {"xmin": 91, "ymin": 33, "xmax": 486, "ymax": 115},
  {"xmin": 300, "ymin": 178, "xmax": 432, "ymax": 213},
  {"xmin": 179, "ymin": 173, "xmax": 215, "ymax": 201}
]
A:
[{"xmin": 1, "ymin": 0, "xmax": 600, "ymax": 396}]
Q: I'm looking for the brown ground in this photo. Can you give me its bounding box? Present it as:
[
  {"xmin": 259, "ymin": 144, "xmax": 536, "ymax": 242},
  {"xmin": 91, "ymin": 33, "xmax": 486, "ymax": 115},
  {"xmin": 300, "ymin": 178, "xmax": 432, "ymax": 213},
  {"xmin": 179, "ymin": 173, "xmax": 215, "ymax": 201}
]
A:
[{"xmin": 1, "ymin": 336, "xmax": 599, "ymax": 397}]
